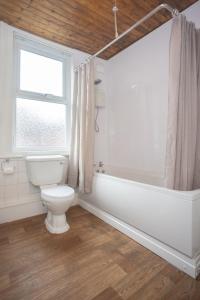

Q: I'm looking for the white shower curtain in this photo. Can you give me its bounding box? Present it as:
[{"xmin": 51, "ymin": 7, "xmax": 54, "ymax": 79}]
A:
[
  {"xmin": 165, "ymin": 15, "xmax": 200, "ymax": 190},
  {"xmin": 67, "ymin": 60, "xmax": 95, "ymax": 193}
]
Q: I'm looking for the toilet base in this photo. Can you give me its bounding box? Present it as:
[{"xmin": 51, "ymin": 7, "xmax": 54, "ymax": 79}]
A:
[{"xmin": 45, "ymin": 212, "xmax": 70, "ymax": 234}]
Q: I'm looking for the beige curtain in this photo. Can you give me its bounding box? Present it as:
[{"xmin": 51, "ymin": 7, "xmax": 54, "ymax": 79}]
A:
[
  {"xmin": 165, "ymin": 15, "xmax": 200, "ymax": 190},
  {"xmin": 67, "ymin": 60, "xmax": 95, "ymax": 193}
]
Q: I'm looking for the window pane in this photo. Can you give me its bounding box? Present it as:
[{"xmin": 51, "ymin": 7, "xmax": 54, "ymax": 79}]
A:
[
  {"xmin": 16, "ymin": 98, "xmax": 66, "ymax": 149},
  {"xmin": 20, "ymin": 50, "xmax": 63, "ymax": 97}
]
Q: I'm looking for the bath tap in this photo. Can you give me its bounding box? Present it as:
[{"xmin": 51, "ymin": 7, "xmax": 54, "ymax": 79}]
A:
[
  {"xmin": 99, "ymin": 161, "xmax": 104, "ymax": 168},
  {"xmin": 98, "ymin": 161, "xmax": 105, "ymax": 173},
  {"xmin": 94, "ymin": 161, "xmax": 105, "ymax": 173}
]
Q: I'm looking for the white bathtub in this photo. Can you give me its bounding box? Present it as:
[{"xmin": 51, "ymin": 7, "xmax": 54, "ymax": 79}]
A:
[{"xmin": 80, "ymin": 172, "xmax": 200, "ymax": 278}]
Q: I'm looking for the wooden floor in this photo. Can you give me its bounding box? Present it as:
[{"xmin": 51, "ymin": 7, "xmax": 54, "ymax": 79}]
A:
[{"xmin": 0, "ymin": 206, "xmax": 200, "ymax": 300}]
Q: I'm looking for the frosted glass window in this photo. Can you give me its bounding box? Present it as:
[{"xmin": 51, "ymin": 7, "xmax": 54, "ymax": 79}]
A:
[
  {"xmin": 20, "ymin": 50, "xmax": 63, "ymax": 97},
  {"xmin": 16, "ymin": 98, "xmax": 66, "ymax": 149},
  {"xmin": 14, "ymin": 36, "xmax": 71, "ymax": 152}
]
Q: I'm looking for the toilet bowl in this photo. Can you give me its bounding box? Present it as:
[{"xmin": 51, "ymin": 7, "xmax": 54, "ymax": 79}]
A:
[
  {"xmin": 41, "ymin": 185, "xmax": 74, "ymax": 234},
  {"xmin": 25, "ymin": 155, "xmax": 75, "ymax": 234}
]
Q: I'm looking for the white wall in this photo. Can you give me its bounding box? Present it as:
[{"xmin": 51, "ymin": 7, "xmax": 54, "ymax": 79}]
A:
[{"xmin": 99, "ymin": 1, "xmax": 200, "ymax": 184}]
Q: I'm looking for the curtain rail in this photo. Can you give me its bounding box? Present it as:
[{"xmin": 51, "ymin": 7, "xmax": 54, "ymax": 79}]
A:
[{"xmin": 75, "ymin": 3, "xmax": 179, "ymax": 70}]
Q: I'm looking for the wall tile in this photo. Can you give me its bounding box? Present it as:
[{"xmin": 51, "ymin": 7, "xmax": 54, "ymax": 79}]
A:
[
  {"xmin": 4, "ymin": 184, "xmax": 19, "ymax": 200},
  {"xmin": 17, "ymin": 160, "xmax": 27, "ymax": 172},
  {"xmin": 0, "ymin": 172, "xmax": 5, "ymax": 185},
  {"xmin": 0, "ymin": 186, "xmax": 4, "ymax": 207},
  {"xmin": 0, "ymin": 157, "xmax": 68, "ymax": 209},
  {"xmin": 4, "ymin": 173, "xmax": 18, "ymax": 186},
  {"xmin": 18, "ymin": 172, "xmax": 28, "ymax": 184},
  {"xmin": 29, "ymin": 183, "xmax": 39, "ymax": 194},
  {"xmin": 20, "ymin": 193, "xmax": 41, "ymax": 203},
  {"xmin": 18, "ymin": 183, "xmax": 30, "ymax": 197}
]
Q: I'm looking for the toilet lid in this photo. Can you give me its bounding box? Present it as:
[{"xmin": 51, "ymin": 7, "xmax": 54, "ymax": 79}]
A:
[{"xmin": 41, "ymin": 185, "xmax": 74, "ymax": 202}]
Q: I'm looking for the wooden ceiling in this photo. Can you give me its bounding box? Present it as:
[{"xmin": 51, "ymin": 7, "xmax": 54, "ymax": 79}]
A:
[{"xmin": 0, "ymin": 0, "xmax": 198, "ymax": 59}]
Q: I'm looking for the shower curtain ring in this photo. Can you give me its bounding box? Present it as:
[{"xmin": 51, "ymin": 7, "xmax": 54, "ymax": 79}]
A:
[{"xmin": 172, "ymin": 9, "xmax": 179, "ymax": 17}]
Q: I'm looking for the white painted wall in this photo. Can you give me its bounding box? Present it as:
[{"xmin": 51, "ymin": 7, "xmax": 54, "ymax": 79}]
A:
[{"xmin": 99, "ymin": 1, "xmax": 200, "ymax": 184}]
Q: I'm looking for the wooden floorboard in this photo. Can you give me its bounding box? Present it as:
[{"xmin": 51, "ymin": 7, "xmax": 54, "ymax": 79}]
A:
[{"xmin": 0, "ymin": 205, "xmax": 199, "ymax": 300}]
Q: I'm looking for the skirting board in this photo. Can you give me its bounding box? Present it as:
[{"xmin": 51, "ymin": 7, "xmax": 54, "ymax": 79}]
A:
[
  {"xmin": 79, "ymin": 199, "xmax": 200, "ymax": 279},
  {"xmin": 0, "ymin": 201, "xmax": 47, "ymax": 224},
  {"xmin": 0, "ymin": 194, "xmax": 79, "ymax": 224}
]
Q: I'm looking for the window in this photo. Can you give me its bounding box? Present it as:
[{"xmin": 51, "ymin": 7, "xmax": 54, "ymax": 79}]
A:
[{"xmin": 14, "ymin": 35, "xmax": 71, "ymax": 153}]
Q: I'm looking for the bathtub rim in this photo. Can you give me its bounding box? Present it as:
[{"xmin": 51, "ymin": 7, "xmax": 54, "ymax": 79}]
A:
[{"xmin": 93, "ymin": 172, "xmax": 200, "ymax": 201}]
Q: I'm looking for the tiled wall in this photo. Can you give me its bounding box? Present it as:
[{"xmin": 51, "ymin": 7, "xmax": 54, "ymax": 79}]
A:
[{"xmin": 0, "ymin": 158, "xmax": 41, "ymax": 209}]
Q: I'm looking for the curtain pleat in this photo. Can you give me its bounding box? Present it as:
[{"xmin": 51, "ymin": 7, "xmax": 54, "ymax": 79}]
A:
[
  {"xmin": 67, "ymin": 60, "xmax": 95, "ymax": 193},
  {"xmin": 165, "ymin": 15, "xmax": 200, "ymax": 190}
]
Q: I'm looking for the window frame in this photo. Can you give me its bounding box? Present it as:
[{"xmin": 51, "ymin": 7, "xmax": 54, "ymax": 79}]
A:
[{"xmin": 13, "ymin": 34, "xmax": 72, "ymax": 154}]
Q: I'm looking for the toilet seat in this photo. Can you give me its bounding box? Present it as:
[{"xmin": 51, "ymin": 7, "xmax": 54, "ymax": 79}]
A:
[{"xmin": 41, "ymin": 185, "xmax": 74, "ymax": 202}]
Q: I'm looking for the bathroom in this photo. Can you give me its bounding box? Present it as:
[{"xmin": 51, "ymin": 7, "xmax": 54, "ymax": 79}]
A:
[{"xmin": 0, "ymin": 0, "xmax": 200, "ymax": 299}]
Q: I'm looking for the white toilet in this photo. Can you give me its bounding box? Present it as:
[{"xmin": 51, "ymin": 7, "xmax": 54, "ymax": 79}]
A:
[{"xmin": 26, "ymin": 155, "xmax": 74, "ymax": 234}]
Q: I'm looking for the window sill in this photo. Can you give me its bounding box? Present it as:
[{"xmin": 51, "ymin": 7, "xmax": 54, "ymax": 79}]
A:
[{"xmin": 1, "ymin": 151, "xmax": 69, "ymax": 159}]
